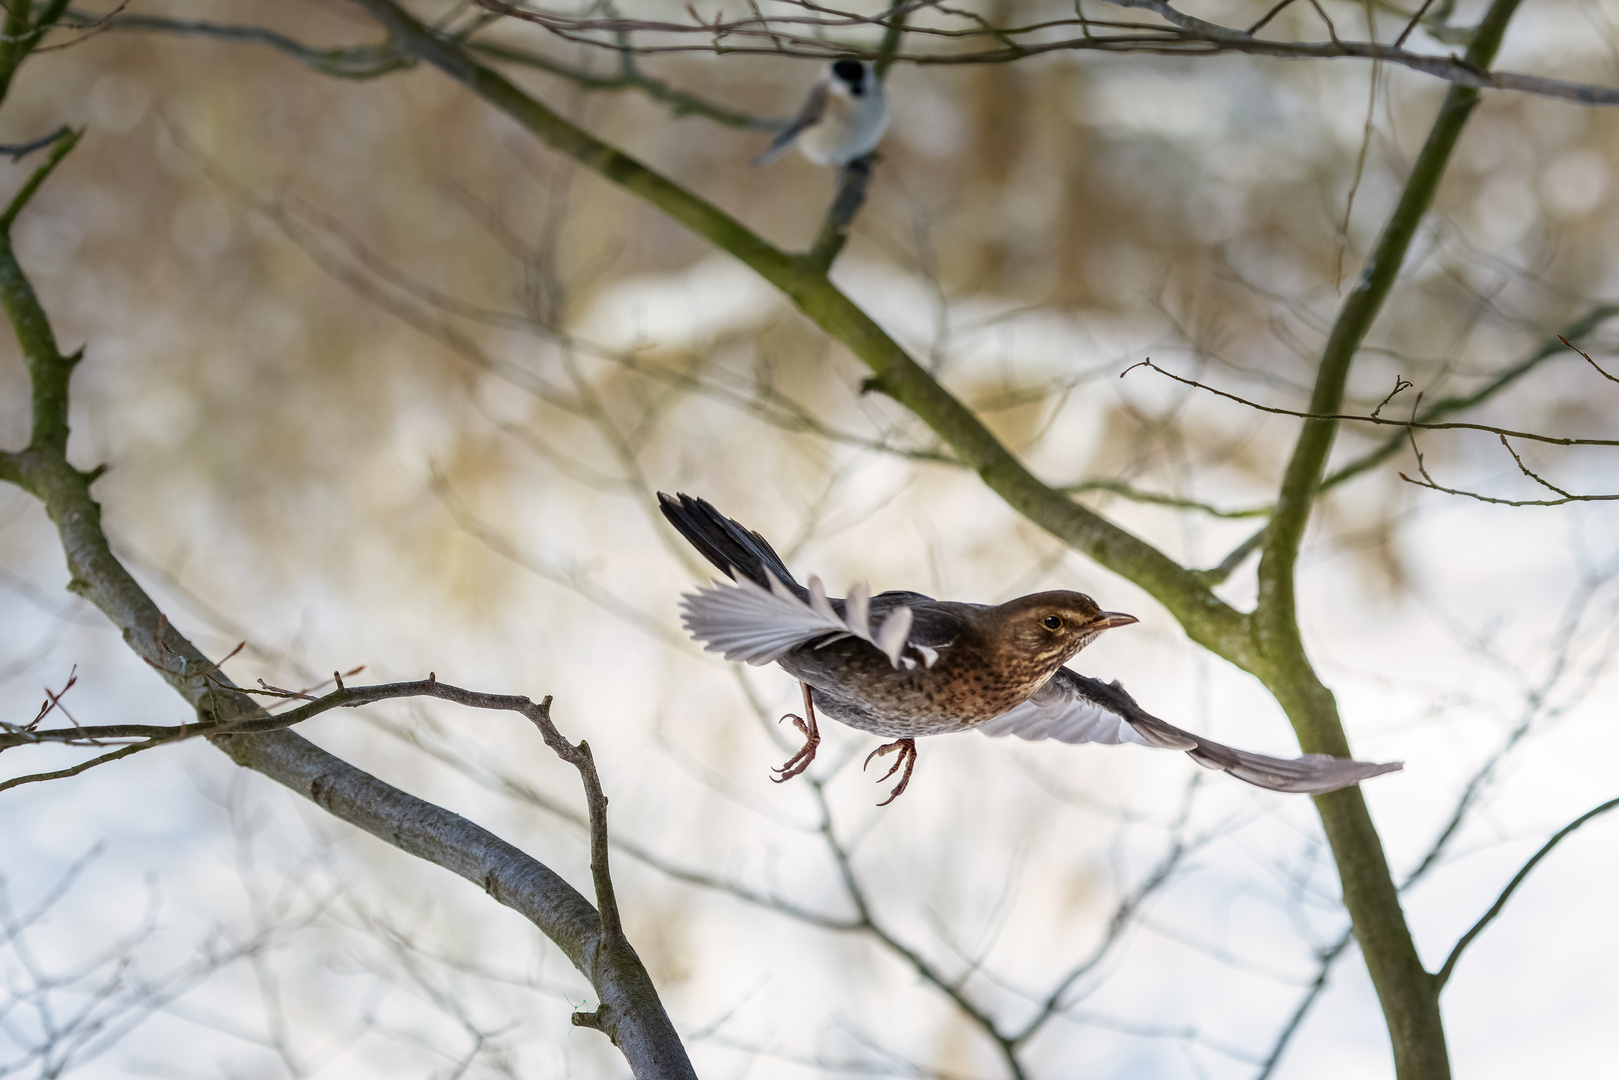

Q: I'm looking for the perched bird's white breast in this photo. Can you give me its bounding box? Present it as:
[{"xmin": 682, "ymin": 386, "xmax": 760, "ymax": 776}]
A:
[{"xmin": 798, "ymin": 84, "xmax": 888, "ymax": 166}]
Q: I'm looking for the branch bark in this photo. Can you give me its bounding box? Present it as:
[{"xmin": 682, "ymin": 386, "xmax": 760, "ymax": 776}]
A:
[
  {"xmin": 1250, "ymin": 2, "xmax": 1523, "ymax": 1076},
  {"xmin": 345, "ymin": 0, "xmax": 1253, "ymax": 670},
  {"xmin": 0, "ymin": 104, "xmax": 695, "ymax": 1080},
  {"xmin": 5, "ymin": 2, "xmax": 1559, "ymax": 1075},
  {"xmin": 329, "ymin": 4, "xmax": 1541, "ymax": 1074}
]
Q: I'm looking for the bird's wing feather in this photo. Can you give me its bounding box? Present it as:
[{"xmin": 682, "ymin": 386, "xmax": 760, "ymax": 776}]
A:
[
  {"xmin": 978, "ymin": 669, "xmax": 1402, "ymax": 794},
  {"xmin": 976, "ymin": 670, "xmax": 1156, "ymax": 746},
  {"xmin": 658, "ymin": 492, "xmax": 802, "ymax": 594},
  {"xmin": 753, "ymin": 81, "xmax": 828, "ymax": 166},
  {"xmin": 680, "ymin": 572, "xmax": 913, "ymax": 667}
]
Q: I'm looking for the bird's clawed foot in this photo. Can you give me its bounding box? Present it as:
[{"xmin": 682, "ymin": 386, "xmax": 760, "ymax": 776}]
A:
[
  {"xmin": 863, "ymin": 737, "xmax": 918, "ymax": 806},
  {"xmin": 771, "ymin": 682, "xmax": 821, "ymax": 784}
]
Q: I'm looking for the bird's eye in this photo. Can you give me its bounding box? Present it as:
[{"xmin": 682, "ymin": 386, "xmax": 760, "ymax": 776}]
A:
[{"xmin": 1042, "ymin": 615, "xmax": 1063, "ymax": 630}]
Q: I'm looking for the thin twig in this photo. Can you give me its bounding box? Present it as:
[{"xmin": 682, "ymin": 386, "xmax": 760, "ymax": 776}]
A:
[
  {"xmin": 1123, "ymin": 358, "xmax": 1619, "ymax": 447},
  {"xmin": 1394, "ymin": 0, "xmax": 1440, "ymax": 47},
  {"xmin": 1246, "ymin": 0, "xmax": 1298, "ymax": 35},
  {"xmin": 1558, "ymin": 334, "xmax": 1619, "ymax": 384},
  {"xmin": 1433, "ymin": 796, "xmax": 1619, "ymax": 989},
  {"xmin": 1252, "ymin": 930, "xmax": 1356, "ymax": 1079},
  {"xmin": 0, "ymin": 124, "xmax": 71, "ymax": 162},
  {"xmin": 1398, "ymin": 431, "xmax": 1619, "ymax": 505},
  {"xmin": 0, "ymin": 126, "xmax": 81, "ymax": 231}
]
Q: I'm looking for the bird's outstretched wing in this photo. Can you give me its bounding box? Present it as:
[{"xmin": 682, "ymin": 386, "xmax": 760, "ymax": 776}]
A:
[
  {"xmin": 680, "ymin": 572, "xmax": 916, "ymax": 668},
  {"xmin": 753, "ymin": 81, "xmax": 828, "ymax": 166},
  {"xmin": 978, "ymin": 668, "xmax": 1402, "ymax": 794}
]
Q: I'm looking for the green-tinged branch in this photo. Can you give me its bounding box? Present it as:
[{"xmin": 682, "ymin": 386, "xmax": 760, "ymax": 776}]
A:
[
  {"xmin": 345, "ymin": 0, "xmax": 1251, "ymax": 663},
  {"xmin": 1242, "ymin": 2, "xmax": 1524, "ymax": 1077},
  {"xmin": 1258, "ymin": 0, "xmax": 1524, "ymax": 609},
  {"xmin": 1, "ymin": 127, "xmax": 82, "ymax": 460},
  {"xmin": 1202, "ymin": 303, "xmax": 1619, "ymax": 578}
]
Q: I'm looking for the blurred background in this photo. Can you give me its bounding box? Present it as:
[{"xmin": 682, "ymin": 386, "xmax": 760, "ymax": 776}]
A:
[{"xmin": 2, "ymin": 1, "xmax": 1617, "ymax": 1077}]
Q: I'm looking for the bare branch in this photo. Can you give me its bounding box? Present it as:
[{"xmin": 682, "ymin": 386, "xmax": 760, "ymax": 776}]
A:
[
  {"xmin": 0, "ymin": 117, "xmax": 692, "ymax": 1077},
  {"xmin": 1558, "ymin": 334, "xmax": 1619, "ymax": 384},
  {"xmin": 1433, "ymin": 796, "xmax": 1619, "ymax": 990},
  {"xmin": 1398, "ymin": 433, "xmax": 1619, "ymax": 506},
  {"xmin": 1253, "ymin": 929, "xmax": 1356, "ymax": 1079},
  {"xmin": 1203, "ymin": 304, "xmax": 1619, "ymax": 579},
  {"xmin": 1062, "ymin": 478, "xmax": 1270, "ymax": 519},
  {"xmin": 0, "ymin": 123, "xmax": 71, "ymax": 162},
  {"xmin": 63, "ymin": 10, "xmax": 410, "ymax": 78},
  {"xmin": 342, "ymin": 0, "xmax": 1251, "ymax": 676},
  {"xmin": 445, "ymin": 0, "xmax": 1619, "ymax": 109},
  {"xmin": 1124, "ymin": 358, "xmax": 1619, "ymax": 448}
]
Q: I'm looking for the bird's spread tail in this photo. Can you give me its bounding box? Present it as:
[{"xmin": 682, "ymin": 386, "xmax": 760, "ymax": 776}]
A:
[{"xmin": 658, "ymin": 492, "xmax": 803, "ymax": 594}]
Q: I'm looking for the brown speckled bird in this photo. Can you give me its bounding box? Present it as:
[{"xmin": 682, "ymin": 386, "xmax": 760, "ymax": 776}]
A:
[{"xmin": 660, "ymin": 492, "xmax": 1401, "ymax": 805}]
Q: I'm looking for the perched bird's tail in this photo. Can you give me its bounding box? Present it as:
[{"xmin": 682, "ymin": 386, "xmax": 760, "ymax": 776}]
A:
[
  {"xmin": 751, "ymin": 136, "xmax": 798, "ymax": 168},
  {"xmin": 658, "ymin": 492, "xmax": 805, "ymax": 596}
]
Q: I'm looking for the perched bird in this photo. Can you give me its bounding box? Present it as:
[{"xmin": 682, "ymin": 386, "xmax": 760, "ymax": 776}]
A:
[
  {"xmin": 660, "ymin": 493, "xmax": 1402, "ymax": 805},
  {"xmin": 754, "ymin": 58, "xmax": 888, "ymax": 167}
]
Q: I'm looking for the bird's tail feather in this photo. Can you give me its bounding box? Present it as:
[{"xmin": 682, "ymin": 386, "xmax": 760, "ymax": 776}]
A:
[
  {"xmin": 658, "ymin": 492, "xmax": 804, "ymax": 595},
  {"xmin": 1184, "ymin": 740, "xmax": 1402, "ymax": 794},
  {"xmin": 751, "ymin": 138, "xmax": 797, "ymax": 167},
  {"xmin": 1131, "ymin": 710, "xmax": 1401, "ymax": 793},
  {"xmin": 1106, "ymin": 683, "xmax": 1401, "ymax": 794}
]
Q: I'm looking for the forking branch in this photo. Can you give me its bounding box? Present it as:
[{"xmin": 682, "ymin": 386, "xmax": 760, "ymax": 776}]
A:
[
  {"xmin": 212, "ymin": 1, "xmax": 1534, "ymax": 1073},
  {"xmin": 0, "ymin": 91, "xmax": 690, "ymax": 1077},
  {"xmin": 58, "ymin": 0, "xmax": 1619, "ymax": 113},
  {"xmin": 4, "ymin": 0, "xmax": 1608, "ymax": 1074},
  {"xmin": 451, "ymin": 0, "xmax": 1619, "ymax": 109}
]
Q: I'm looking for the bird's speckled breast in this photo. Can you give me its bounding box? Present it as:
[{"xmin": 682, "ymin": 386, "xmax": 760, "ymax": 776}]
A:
[{"xmin": 777, "ymin": 634, "xmax": 1052, "ymax": 738}]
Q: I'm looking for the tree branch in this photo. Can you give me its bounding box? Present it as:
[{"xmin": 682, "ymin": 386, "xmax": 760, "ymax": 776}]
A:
[
  {"xmin": 342, "ymin": 0, "xmax": 1251, "ymax": 670},
  {"xmin": 0, "ymin": 116, "xmax": 692, "ymax": 1078},
  {"xmin": 63, "ymin": 10, "xmax": 410, "ymax": 78},
  {"xmin": 1432, "ymin": 796, "xmax": 1619, "ymax": 991},
  {"xmin": 1201, "ymin": 304, "xmax": 1619, "ymax": 580},
  {"xmin": 1246, "ymin": 2, "xmax": 1523, "ymax": 1076},
  {"xmin": 446, "ymin": 0, "xmax": 1619, "ymax": 110},
  {"xmin": 1124, "ymin": 358, "xmax": 1619, "ymax": 448}
]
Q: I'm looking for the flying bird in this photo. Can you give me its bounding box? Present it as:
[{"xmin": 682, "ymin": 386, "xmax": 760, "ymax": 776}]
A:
[
  {"xmin": 659, "ymin": 493, "xmax": 1401, "ymax": 805},
  {"xmin": 754, "ymin": 58, "xmax": 889, "ymax": 167}
]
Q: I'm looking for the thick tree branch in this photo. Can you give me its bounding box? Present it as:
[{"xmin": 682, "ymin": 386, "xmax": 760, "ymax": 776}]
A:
[
  {"xmin": 345, "ymin": 0, "xmax": 1252, "ymax": 670},
  {"xmin": 1258, "ymin": 0, "xmax": 1524, "ymax": 608},
  {"xmin": 1245, "ymin": 3, "xmax": 1522, "ymax": 1077},
  {"xmin": 0, "ymin": 121, "xmax": 692, "ymax": 1080}
]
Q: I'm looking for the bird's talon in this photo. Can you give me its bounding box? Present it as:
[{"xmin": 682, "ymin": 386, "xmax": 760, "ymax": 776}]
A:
[
  {"xmin": 778, "ymin": 712, "xmax": 813, "ymax": 740},
  {"xmin": 770, "ymin": 684, "xmax": 821, "ymax": 784},
  {"xmin": 863, "ymin": 738, "xmax": 917, "ymax": 805}
]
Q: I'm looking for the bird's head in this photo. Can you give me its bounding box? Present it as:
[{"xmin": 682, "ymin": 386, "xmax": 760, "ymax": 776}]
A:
[
  {"xmin": 979, "ymin": 591, "xmax": 1138, "ymax": 671},
  {"xmin": 829, "ymin": 58, "xmax": 869, "ymax": 97}
]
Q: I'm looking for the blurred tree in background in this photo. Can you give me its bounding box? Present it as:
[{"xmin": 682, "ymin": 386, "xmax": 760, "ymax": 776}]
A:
[{"xmin": 2, "ymin": 2, "xmax": 1618, "ymax": 1078}]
